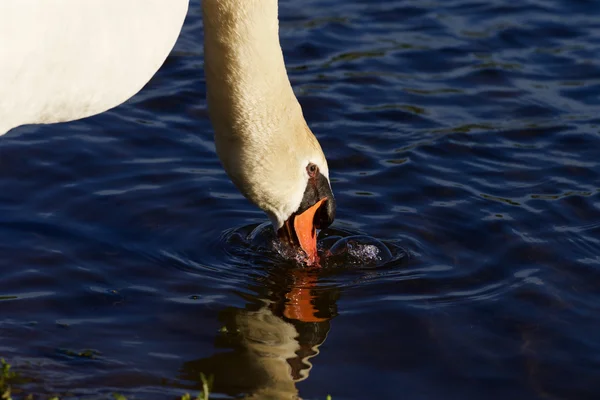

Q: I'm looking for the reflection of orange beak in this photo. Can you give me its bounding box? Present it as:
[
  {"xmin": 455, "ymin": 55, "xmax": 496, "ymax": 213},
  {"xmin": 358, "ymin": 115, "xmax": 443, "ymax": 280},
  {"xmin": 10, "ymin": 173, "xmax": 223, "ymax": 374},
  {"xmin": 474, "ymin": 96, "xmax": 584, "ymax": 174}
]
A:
[
  {"xmin": 293, "ymin": 198, "xmax": 327, "ymax": 265},
  {"xmin": 284, "ymin": 270, "xmax": 327, "ymax": 323}
]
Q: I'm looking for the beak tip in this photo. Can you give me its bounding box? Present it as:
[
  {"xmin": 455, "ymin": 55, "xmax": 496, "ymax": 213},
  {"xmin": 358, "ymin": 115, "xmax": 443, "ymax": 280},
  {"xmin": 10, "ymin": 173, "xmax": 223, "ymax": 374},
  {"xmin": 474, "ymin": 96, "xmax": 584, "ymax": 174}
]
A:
[{"xmin": 293, "ymin": 198, "xmax": 327, "ymax": 266}]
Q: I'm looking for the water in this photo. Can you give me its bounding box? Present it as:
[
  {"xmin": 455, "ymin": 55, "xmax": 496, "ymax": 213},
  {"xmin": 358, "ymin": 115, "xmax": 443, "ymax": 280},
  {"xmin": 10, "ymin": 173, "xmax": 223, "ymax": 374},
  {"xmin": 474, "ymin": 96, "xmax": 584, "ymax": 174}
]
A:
[{"xmin": 2, "ymin": 0, "xmax": 600, "ymax": 398}]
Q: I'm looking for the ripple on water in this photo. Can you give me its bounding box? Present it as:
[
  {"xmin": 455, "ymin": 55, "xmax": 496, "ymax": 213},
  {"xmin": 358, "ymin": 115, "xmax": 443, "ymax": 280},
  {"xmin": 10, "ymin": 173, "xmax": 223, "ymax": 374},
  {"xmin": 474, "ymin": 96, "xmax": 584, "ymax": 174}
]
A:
[
  {"xmin": 222, "ymin": 222, "xmax": 408, "ymax": 270},
  {"xmin": 2, "ymin": 0, "xmax": 600, "ymax": 398},
  {"xmin": 212, "ymin": 210, "xmax": 560, "ymax": 312}
]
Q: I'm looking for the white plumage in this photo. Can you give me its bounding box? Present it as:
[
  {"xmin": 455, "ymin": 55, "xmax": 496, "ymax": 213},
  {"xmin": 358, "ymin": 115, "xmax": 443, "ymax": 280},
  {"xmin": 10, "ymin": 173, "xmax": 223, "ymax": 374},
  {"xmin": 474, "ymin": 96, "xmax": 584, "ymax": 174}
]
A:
[
  {"xmin": 0, "ymin": 0, "xmax": 188, "ymax": 134},
  {"xmin": 0, "ymin": 0, "xmax": 334, "ymax": 261}
]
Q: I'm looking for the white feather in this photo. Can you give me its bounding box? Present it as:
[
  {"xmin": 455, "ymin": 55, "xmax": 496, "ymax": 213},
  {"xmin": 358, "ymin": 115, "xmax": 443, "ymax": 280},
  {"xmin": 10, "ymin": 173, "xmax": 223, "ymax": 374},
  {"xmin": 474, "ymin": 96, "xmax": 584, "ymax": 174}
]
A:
[{"xmin": 0, "ymin": 0, "xmax": 188, "ymax": 134}]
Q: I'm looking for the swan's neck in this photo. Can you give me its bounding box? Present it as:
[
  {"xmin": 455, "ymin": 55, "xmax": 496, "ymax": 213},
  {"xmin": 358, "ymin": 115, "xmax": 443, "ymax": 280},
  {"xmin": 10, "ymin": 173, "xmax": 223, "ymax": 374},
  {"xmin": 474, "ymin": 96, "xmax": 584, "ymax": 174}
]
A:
[{"xmin": 202, "ymin": 0, "xmax": 302, "ymax": 140}]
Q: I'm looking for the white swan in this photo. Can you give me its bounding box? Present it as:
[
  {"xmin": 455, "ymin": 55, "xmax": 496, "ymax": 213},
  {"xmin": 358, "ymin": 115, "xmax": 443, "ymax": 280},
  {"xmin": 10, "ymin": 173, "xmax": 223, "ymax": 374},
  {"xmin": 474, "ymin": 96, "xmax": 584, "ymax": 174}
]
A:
[
  {"xmin": 0, "ymin": 0, "xmax": 335, "ymax": 263},
  {"xmin": 0, "ymin": 0, "xmax": 188, "ymax": 134}
]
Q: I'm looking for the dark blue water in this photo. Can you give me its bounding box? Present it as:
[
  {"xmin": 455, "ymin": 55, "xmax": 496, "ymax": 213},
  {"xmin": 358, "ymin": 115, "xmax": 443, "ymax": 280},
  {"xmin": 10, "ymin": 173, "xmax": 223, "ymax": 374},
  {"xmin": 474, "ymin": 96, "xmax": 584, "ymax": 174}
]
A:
[{"xmin": 2, "ymin": 0, "xmax": 600, "ymax": 398}]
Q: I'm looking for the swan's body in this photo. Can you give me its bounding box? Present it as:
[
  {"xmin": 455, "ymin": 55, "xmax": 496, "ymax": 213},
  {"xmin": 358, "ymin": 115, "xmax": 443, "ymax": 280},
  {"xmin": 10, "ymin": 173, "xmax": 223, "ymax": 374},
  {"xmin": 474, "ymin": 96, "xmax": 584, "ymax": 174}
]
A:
[
  {"xmin": 0, "ymin": 0, "xmax": 335, "ymax": 262},
  {"xmin": 0, "ymin": 0, "xmax": 188, "ymax": 134}
]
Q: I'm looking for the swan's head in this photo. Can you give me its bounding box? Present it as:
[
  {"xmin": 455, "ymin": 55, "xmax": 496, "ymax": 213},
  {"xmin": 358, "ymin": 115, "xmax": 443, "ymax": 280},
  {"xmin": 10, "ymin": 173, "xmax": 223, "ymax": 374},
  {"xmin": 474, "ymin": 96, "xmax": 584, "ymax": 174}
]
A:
[
  {"xmin": 272, "ymin": 132, "xmax": 336, "ymax": 263},
  {"xmin": 213, "ymin": 116, "xmax": 336, "ymax": 264}
]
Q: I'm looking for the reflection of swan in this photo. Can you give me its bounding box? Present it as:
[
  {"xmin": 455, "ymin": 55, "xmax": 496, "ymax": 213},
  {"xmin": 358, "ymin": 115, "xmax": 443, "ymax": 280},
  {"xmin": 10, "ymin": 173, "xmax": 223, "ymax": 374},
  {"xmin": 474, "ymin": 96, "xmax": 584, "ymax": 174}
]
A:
[
  {"xmin": 181, "ymin": 268, "xmax": 338, "ymax": 399},
  {"xmin": 0, "ymin": 0, "xmax": 336, "ymax": 263}
]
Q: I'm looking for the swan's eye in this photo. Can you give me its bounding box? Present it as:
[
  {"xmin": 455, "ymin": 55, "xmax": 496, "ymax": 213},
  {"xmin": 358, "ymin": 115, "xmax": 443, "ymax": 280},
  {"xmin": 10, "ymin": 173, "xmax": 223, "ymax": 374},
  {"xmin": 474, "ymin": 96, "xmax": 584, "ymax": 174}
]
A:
[{"xmin": 306, "ymin": 163, "xmax": 318, "ymax": 177}]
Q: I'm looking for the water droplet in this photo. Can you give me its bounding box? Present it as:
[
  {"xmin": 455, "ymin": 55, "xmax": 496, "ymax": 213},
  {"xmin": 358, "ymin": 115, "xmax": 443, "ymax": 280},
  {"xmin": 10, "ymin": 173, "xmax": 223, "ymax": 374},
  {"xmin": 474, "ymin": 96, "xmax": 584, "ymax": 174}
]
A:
[{"xmin": 324, "ymin": 235, "xmax": 393, "ymax": 268}]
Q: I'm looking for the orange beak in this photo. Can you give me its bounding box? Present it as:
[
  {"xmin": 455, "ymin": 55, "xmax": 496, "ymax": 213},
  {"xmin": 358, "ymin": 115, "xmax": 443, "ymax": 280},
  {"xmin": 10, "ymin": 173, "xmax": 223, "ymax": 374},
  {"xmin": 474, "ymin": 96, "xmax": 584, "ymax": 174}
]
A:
[{"xmin": 293, "ymin": 198, "xmax": 327, "ymax": 265}]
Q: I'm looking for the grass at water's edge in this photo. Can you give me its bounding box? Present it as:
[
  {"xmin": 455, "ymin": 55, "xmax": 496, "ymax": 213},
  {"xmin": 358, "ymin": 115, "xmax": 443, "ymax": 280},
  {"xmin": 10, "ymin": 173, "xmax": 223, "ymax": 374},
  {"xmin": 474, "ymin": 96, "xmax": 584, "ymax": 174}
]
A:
[
  {"xmin": 1, "ymin": 358, "xmax": 212, "ymax": 400},
  {"xmin": 1, "ymin": 358, "xmax": 333, "ymax": 400}
]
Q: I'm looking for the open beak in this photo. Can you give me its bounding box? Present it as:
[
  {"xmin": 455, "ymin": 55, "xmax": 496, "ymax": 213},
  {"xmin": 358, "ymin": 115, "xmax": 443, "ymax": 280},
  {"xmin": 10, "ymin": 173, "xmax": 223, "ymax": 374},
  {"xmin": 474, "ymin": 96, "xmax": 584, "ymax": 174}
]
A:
[{"xmin": 277, "ymin": 170, "xmax": 335, "ymax": 265}]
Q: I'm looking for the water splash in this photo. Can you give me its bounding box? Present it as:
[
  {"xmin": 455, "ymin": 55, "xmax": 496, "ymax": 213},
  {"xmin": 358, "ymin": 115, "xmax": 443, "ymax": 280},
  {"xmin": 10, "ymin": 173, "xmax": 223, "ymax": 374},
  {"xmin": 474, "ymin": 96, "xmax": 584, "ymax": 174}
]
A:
[
  {"xmin": 227, "ymin": 222, "xmax": 407, "ymax": 269},
  {"xmin": 324, "ymin": 235, "xmax": 394, "ymax": 268},
  {"xmin": 246, "ymin": 222, "xmax": 315, "ymax": 265}
]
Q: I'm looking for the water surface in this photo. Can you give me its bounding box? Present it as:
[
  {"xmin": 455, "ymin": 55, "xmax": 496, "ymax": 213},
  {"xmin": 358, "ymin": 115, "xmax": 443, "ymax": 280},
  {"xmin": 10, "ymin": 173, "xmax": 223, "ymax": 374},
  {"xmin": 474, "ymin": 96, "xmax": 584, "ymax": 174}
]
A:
[{"xmin": 2, "ymin": 0, "xmax": 600, "ymax": 398}]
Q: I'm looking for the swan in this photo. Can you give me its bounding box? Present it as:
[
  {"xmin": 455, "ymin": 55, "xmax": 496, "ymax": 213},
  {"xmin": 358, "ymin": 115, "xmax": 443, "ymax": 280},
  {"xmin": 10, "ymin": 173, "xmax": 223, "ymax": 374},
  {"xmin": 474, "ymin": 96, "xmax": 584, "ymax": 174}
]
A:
[
  {"xmin": 0, "ymin": 0, "xmax": 335, "ymax": 264},
  {"xmin": 0, "ymin": 0, "xmax": 189, "ymax": 134}
]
